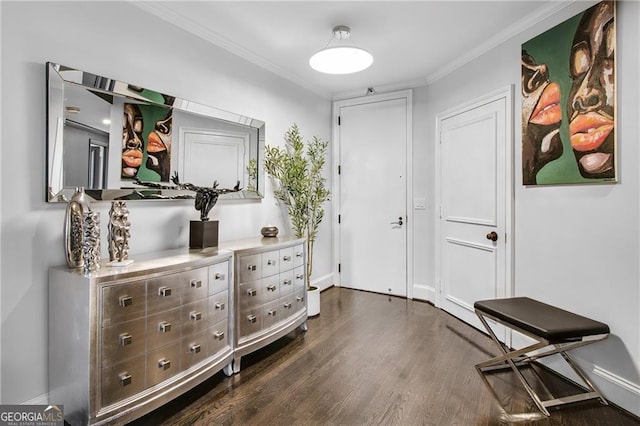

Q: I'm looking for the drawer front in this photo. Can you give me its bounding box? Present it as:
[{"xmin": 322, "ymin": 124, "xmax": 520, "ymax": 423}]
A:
[
  {"xmin": 238, "ymin": 281, "xmax": 262, "ymax": 311},
  {"xmin": 293, "ymin": 244, "xmax": 305, "ymax": 268},
  {"xmin": 279, "ymin": 247, "xmax": 294, "ymax": 272},
  {"xmin": 208, "ymin": 261, "xmax": 229, "ymax": 295},
  {"xmin": 280, "ymin": 292, "xmax": 297, "ymax": 318},
  {"xmin": 101, "ymin": 355, "xmax": 145, "ymax": 407},
  {"xmin": 146, "ymin": 342, "xmax": 181, "ymax": 387},
  {"xmin": 280, "ymin": 269, "xmax": 295, "ymax": 295},
  {"xmin": 261, "ymin": 251, "xmax": 279, "ymax": 277},
  {"xmin": 182, "ymin": 299, "xmax": 209, "ymax": 337},
  {"xmin": 181, "ymin": 267, "xmax": 209, "ymax": 304},
  {"xmin": 101, "ymin": 317, "xmax": 145, "ymax": 367},
  {"xmin": 239, "ymin": 307, "xmax": 263, "ymax": 338},
  {"xmin": 208, "ymin": 291, "xmax": 229, "ymax": 325},
  {"xmin": 239, "ymin": 253, "xmax": 261, "ymax": 283},
  {"xmin": 262, "ymin": 299, "xmax": 281, "ymax": 329},
  {"xmin": 262, "ymin": 275, "xmax": 280, "ymax": 303},
  {"xmin": 147, "ymin": 307, "xmax": 182, "ymax": 351},
  {"xmin": 293, "ymin": 266, "xmax": 306, "ymax": 291},
  {"xmin": 181, "ymin": 331, "xmax": 208, "ymax": 369},
  {"xmin": 101, "ymin": 281, "xmax": 146, "ymax": 327},
  {"xmin": 207, "ymin": 319, "xmax": 229, "ymax": 356},
  {"xmin": 293, "ymin": 288, "xmax": 306, "ymax": 313},
  {"xmin": 147, "ymin": 273, "xmax": 181, "ymax": 315}
]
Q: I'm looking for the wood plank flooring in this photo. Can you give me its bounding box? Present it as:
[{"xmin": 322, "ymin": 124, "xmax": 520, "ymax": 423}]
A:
[{"xmin": 131, "ymin": 287, "xmax": 639, "ymax": 425}]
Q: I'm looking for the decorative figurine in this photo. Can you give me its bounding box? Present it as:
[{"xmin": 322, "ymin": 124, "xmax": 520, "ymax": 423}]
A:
[
  {"xmin": 64, "ymin": 187, "xmax": 91, "ymax": 269},
  {"xmin": 134, "ymin": 172, "xmax": 241, "ymax": 248},
  {"xmin": 134, "ymin": 172, "xmax": 241, "ymax": 221},
  {"xmin": 108, "ymin": 201, "xmax": 131, "ymax": 265},
  {"xmin": 82, "ymin": 211, "xmax": 101, "ymax": 273}
]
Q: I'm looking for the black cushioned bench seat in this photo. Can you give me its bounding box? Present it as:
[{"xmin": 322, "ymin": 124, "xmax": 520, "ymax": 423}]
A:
[
  {"xmin": 474, "ymin": 297, "xmax": 610, "ymax": 343},
  {"xmin": 473, "ymin": 296, "xmax": 609, "ymax": 416}
]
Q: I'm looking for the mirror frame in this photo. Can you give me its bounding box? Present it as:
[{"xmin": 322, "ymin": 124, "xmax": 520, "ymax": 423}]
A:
[{"xmin": 46, "ymin": 62, "xmax": 265, "ymax": 203}]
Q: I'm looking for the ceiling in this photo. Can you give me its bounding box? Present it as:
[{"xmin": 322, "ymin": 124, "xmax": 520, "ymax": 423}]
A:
[{"xmin": 134, "ymin": 1, "xmax": 571, "ymax": 99}]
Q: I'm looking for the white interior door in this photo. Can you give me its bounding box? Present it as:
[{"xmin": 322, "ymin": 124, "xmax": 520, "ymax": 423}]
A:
[
  {"xmin": 335, "ymin": 91, "xmax": 412, "ymax": 297},
  {"xmin": 437, "ymin": 88, "xmax": 512, "ymax": 332}
]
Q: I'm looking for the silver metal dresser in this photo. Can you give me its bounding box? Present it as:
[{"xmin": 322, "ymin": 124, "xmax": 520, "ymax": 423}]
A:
[
  {"xmin": 49, "ymin": 248, "xmax": 234, "ymax": 425},
  {"xmin": 220, "ymin": 236, "xmax": 307, "ymax": 372}
]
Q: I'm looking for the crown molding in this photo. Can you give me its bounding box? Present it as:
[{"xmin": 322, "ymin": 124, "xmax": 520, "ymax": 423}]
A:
[{"xmin": 130, "ymin": 1, "xmax": 332, "ymax": 100}]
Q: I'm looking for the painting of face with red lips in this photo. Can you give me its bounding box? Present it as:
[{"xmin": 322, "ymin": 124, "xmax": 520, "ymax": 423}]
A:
[
  {"xmin": 522, "ymin": 0, "xmax": 616, "ymax": 184},
  {"xmin": 567, "ymin": 1, "xmax": 615, "ymax": 179},
  {"xmin": 521, "ymin": 50, "xmax": 563, "ymax": 185},
  {"xmin": 121, "ymin": 102, "xmax": 173, "ymax": 182}
]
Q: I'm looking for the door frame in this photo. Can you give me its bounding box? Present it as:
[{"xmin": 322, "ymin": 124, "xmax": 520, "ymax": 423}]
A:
[
  {"xmin": 434, "ymin": 85, "xmax": 514, "ymax": 309},
  {"xmin": 332, "ymin": 90, "xmax": 414, "ymax": 298}
]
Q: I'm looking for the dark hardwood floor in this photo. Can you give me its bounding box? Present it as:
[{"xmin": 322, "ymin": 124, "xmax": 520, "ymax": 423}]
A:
[{"xmin": 132, "ymin": 287, "xmax": 639, "ymax": 425}]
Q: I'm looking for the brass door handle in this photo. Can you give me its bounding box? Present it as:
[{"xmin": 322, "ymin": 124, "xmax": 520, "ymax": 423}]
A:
[{"xmin": 486, "ymin": 231, "xmax": 498, "ymax": 242}]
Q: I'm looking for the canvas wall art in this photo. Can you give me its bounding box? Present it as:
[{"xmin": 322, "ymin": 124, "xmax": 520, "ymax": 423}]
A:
[
  {"xmin": 122, "ymin": 102, "xmax": 173, "ymax": 182},
  {"xmin": 522, "ymin": 0, "xmax": 616, "ymax": 185}
]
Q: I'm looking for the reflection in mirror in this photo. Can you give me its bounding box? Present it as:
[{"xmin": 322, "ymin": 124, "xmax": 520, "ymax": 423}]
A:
[{"xmin": 46, "ymin": 62, "xmax": 265, "ymax": 203}]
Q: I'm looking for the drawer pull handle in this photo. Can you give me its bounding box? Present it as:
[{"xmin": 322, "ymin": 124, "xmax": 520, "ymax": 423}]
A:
[
  {"xmin": 119, "ymin": 296, "xmax": 133, "ymax": 308},
  {"xmin": 190, "ymin": 280, "xmax": 202, "ymax": 288},
  {"xmin": 267, "ymin": 284, "xmax": 277, "ymax": 292},
  {"xmin": 215, "ymin": 302, "xmax": 225, "ymax": 310},
  {"xmin": 158, "ymin": 286, "xmax": 172, "ymax": 297},
  {"xmin": 247, "ymin": 264, "xmax": 257, "ymax": 271},
  {"xmin": 190, "ymin": 344, "xmax": 201, "ymax": 354},
  {"xmin": 296, "ymin": 296, "xmax": 305, "ymax": 302},
  {"xmin": 283, "ymin": 279, "xmax": 292, "ymax": 286},
  {"xmin": 268, "ymin": 309, "xmax": 277, "ymax": 317},
  {"xmin": 158, "ymin": 322, "xmax": 172, "ymax": 333},
  {"xmin": 284, "ymin": 302, "xmax": 292, "ymax": 309},
  {"xmin": 296, "ymin": 252, "xmax": 303, "ymax": 258},
  {"xmin": 119, "ymin": 372, "xmax": 132, "ymax": 387},
  {"xmin": 158, "ymin": 358, "xmax": 171, "ymax": 370},
  {"xmin": 247, "ymin": 315, "xmax": 257, "ymax": 324},
  {"xmin": 190, "ymin": 311, "xmax": 202, "ymax": 321},
  {"xmin": 267, "ymin": 259, "xmax": 275, "ymax": 266},
  {"xmin": 282, "ymin": 256, "xmax": 292, "ymax": 262},
  {"xmin": 213, "ymin": 331, "xmax": 225, "ymax": 341},
  {"xmin": 119, "ymin": 333, "xmax": 132, "ymax": 346},
  {"xmin": 247, "ymin": 289, "xmax": 257, "ymax": 297},
  {"xmin": 214, "ymin": 273, "xmax": 225, "ymax": 280},
  {"xmin": 296, "ymin": 274, "xmax": 304, "ymax": 280}
]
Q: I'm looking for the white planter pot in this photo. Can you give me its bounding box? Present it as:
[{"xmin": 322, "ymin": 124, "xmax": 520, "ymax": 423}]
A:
[{"xmin": 307, "ymin": 286, "xmax": 320, "ymax": 317}]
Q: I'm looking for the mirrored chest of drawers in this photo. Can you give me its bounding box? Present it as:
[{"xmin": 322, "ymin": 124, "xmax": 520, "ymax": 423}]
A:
[
  {"xmin": 219, "ymin": 236, "xmax": 307, "ymax": 372},
  {"xmin": 49, "ymin": 248, "xmax": 233, "ymax": 426}
]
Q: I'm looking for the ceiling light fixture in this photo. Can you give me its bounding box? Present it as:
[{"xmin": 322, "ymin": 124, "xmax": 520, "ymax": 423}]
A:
[{"xmin": 309, "ymin": 25, "xmax": 373, "ymax": 75}]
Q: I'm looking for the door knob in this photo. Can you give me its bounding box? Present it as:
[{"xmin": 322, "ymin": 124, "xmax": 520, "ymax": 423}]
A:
[
  {"xmin": 486, "ymin": 231, "xmax": 498, "ymax": 242},
  {"xmin": 390, "ymin": 217, "xmax": 403, "ymax": 226}
]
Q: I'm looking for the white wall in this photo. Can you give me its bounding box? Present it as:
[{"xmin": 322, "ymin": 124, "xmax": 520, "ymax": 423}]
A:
[
  {"xmin": 0, "ymin": 1, "xmax": 332, "ymax": 404},
  {"xmin": 413, "ymin": 0, "xmax": 640, "ymax": 415}
]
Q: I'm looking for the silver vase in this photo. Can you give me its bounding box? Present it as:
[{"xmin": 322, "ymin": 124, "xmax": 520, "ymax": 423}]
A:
[
  {"xmin": 64, "ymin": 187, "xmax": 91, "ymax": 268},
  {"xmin": 108, "ymin": 201, "xmax": 131, "ymax": 262},
  {"xmin": 82, "ymin": 211, "xmax": 101, "ymax": 273}
]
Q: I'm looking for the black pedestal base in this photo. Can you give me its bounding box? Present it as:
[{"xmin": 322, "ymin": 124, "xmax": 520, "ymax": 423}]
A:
[{"xmin": 189, "ymin": 220, "xmax": 219, "ymax": 248}]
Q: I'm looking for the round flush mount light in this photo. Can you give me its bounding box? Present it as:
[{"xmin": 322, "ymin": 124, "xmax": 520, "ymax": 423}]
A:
[{"xmin": 309, "ymin": 25, "xmax": 373, "ymax": 75}]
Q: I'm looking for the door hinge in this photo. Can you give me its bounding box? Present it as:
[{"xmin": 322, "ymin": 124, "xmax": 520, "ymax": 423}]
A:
[
  {"xmin": 338, "ymin": 165, "xmax": 341, "ymax": 175},
  {"xmin": 338, "ymin": 263, "xmax": 341, "ymax": 273},
  {"xmin": 338, "ymin": 116, "xmax": 341, "ymax": 125},
  {"xmin": 338, "ymin": 214, "xmax": 341, "ymax": 224}
]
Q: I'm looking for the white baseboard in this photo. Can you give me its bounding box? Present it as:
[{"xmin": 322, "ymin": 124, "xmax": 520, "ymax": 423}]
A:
[
  {"xmin": 412, "ymin": 283, "xmax": 435, "ymax": 302},
  {"xmin": 312, "ymin": 273, "xmax": 333, "ymax": 291},
  {"xmin": 22, "ymin": 392, "xmax": 49, "ymax": 405}
]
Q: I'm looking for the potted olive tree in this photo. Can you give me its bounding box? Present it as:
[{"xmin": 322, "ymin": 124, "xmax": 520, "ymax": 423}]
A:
[{"xmin": 264, "ymin": 124, "xmax": 330, "ymax": 316}]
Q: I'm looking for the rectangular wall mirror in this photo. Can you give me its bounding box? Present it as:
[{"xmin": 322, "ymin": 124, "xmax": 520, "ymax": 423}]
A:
[{"xmin": 46, "ymin": 62, "xmax": 265, "ymax": 203}]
